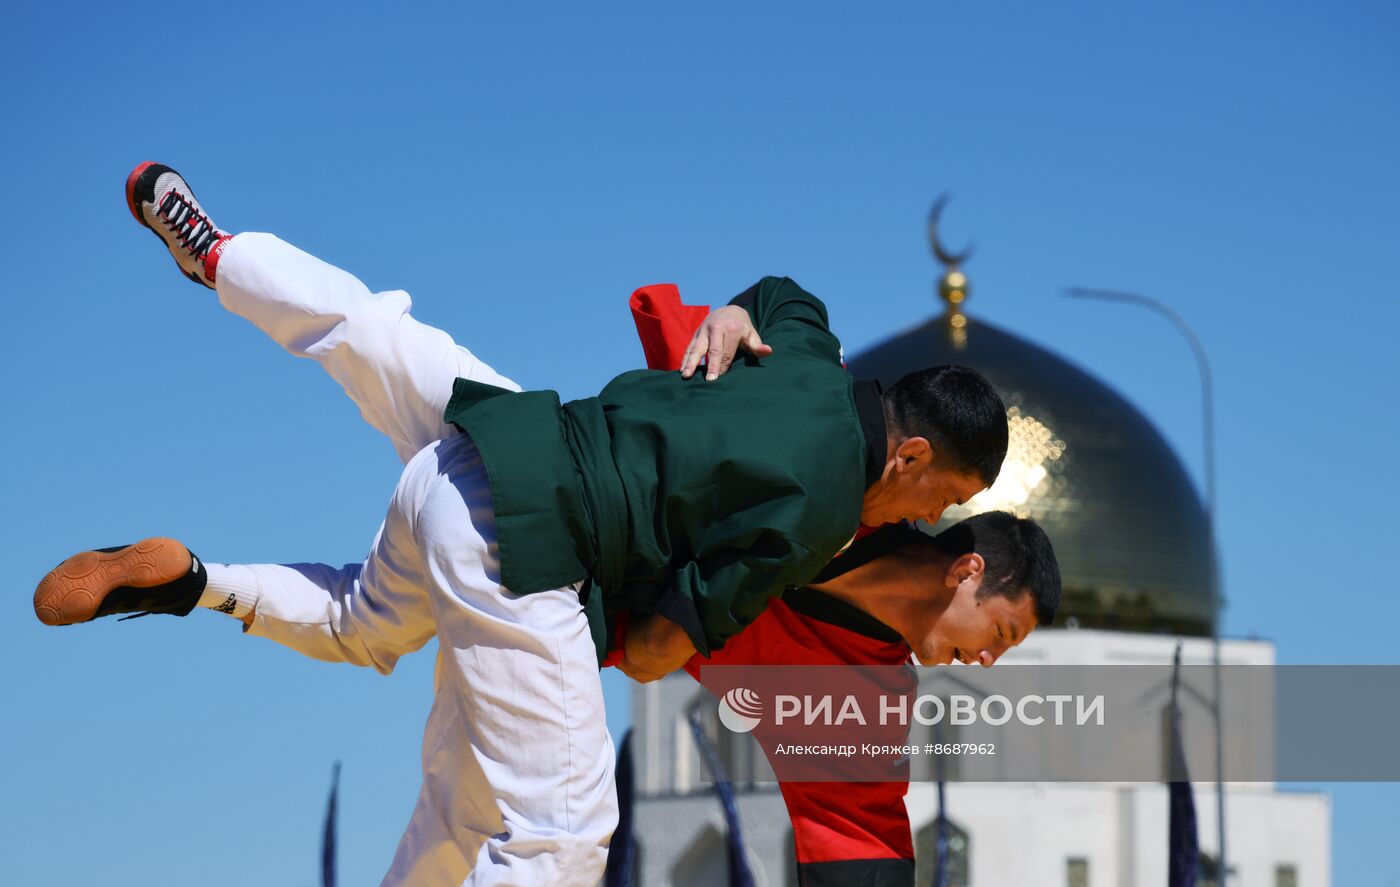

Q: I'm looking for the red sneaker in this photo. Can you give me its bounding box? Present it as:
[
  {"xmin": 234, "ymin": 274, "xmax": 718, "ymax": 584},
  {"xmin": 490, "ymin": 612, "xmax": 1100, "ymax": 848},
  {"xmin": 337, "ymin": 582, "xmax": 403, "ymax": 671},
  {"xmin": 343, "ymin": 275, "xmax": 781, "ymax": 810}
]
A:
[{"xmin": 125, "ymin": 162, "xmax": 230, "ymax": 288}]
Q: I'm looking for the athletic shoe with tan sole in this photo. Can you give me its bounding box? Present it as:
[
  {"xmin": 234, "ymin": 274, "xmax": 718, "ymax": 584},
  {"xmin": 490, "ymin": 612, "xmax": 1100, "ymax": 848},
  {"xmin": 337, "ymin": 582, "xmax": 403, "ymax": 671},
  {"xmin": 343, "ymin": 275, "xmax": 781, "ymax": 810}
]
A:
[
  {"xmin": 125, "ymin": 162, "xmax": 230, "ymax": 288},
  {"xmin": 34, "ymin": 538, "xmax": 207, "ymax": 626}
]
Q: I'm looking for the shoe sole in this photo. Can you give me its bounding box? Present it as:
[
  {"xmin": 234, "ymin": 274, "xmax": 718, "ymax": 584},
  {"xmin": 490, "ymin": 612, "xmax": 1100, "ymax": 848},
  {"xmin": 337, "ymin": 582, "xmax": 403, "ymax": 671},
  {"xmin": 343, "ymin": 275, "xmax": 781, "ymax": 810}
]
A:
[{"xmin": 34, "ymin": 538, "xmax": 191, "ymax": 626}]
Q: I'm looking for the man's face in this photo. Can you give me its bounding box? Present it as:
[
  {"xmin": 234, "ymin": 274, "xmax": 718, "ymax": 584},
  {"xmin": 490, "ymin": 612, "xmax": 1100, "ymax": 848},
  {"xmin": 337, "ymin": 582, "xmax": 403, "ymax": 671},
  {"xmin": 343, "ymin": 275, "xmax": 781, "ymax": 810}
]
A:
[
  {"xmin": 861, "ymin": 439, "xmax": 987, "ymax": 527},
  {"xmin": 911, "ymin": 554, "xmax": 1038, "ymax": 668}
]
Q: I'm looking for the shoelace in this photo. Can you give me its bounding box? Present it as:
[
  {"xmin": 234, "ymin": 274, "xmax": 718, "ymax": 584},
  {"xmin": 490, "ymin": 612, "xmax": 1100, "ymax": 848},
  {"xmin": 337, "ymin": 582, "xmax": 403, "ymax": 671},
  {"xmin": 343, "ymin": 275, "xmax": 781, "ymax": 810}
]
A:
[{"xmin": 157, "ymin": 189, "xmax": 221, "ymax": 258}]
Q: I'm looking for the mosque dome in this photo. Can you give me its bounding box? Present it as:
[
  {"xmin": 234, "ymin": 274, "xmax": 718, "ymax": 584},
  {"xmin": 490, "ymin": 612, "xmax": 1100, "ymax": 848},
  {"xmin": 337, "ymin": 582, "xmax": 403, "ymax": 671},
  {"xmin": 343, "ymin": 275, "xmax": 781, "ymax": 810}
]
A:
[{"xmin": 845, "ymin": 217, "xmax": 1217, "ymax": 635}]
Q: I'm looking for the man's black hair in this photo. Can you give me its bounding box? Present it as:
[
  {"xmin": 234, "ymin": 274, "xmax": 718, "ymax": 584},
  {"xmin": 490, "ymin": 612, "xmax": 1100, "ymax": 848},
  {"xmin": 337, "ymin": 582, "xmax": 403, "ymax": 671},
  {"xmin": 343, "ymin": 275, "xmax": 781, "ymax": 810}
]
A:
[
  {"xmin": 930, "ymin": 511, "xmax": 1061, "ymax": 627},
  {"xmin": 882, "ymin": 365, "xmax": 1008, "ymax": 487}
]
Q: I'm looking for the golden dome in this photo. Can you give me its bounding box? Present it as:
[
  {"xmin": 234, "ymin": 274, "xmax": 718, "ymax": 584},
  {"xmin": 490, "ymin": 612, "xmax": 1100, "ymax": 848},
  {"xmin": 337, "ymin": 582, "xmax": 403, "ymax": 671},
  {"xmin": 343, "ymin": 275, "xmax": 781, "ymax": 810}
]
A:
[{"xmin": 847, "ymin": 306, "xmax": 1216, "ymax": 636}]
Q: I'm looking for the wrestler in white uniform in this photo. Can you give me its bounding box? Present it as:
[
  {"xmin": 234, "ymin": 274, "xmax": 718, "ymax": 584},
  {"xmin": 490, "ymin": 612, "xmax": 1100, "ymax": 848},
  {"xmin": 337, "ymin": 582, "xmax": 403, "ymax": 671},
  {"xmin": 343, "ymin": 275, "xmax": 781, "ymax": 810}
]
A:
[{"xmin": 212, "ymin": 231, "xmax": 617, "ymax": 887}]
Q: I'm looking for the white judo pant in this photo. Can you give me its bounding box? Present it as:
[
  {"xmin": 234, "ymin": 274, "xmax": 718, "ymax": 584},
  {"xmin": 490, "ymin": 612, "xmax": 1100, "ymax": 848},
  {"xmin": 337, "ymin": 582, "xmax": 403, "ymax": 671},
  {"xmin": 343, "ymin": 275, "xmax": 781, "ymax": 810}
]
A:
[{"xmin": 213, "ymin": 233, "xmax": 617, "ymax": 887}]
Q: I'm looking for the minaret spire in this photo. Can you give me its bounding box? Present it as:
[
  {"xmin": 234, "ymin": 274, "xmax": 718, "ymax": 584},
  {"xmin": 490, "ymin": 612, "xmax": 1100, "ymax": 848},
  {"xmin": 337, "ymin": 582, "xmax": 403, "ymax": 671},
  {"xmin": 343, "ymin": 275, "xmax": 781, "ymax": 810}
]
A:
[{"xmin": 928, "ymin": 194, "xmax": 975, "ymax": 349}]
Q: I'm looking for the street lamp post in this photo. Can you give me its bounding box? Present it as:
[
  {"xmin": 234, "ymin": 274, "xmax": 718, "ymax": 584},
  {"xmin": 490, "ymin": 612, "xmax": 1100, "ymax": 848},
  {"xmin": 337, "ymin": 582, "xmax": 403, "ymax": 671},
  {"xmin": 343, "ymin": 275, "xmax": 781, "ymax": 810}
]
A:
[{"xmin": 1063, "ymin": 286, "xmax": 1227, "ymax": 885}]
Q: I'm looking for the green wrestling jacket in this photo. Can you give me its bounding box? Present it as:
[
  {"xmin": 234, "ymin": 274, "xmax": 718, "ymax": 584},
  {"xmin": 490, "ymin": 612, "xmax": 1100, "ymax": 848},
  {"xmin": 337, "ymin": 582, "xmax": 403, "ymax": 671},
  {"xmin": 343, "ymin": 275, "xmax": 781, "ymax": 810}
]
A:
[{"xmin": 442, "ymin": 276, "xmax": 888, "ymax": 663}]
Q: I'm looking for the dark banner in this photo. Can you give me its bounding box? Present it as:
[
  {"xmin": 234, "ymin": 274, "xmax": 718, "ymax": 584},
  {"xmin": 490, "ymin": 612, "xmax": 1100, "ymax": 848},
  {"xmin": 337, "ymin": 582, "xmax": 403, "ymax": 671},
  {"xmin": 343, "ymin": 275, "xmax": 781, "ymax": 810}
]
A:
[{"xmin": 693, "ymin": 664, "xmax": 1400, "ymax": 782}]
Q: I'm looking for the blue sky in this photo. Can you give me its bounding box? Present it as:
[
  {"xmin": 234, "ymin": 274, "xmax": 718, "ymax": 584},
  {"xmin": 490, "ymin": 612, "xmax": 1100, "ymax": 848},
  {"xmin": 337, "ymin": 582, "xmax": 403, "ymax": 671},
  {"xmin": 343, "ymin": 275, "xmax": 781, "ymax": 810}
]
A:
[{"xmin": 2, "ymin": 1, "xmax": 1396, "ymax": 884}]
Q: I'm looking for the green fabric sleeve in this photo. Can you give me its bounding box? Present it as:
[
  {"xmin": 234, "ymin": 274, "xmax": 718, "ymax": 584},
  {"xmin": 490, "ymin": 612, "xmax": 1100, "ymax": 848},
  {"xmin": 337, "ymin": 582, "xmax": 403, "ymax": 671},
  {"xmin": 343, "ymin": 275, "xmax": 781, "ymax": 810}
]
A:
[
  {"xmin": 658, "ymin": 531, "xmax": 823, "ymax": 656},
  {"xmin": 729, "ymin": 276, "xmax": 842, "ymax": 365}
]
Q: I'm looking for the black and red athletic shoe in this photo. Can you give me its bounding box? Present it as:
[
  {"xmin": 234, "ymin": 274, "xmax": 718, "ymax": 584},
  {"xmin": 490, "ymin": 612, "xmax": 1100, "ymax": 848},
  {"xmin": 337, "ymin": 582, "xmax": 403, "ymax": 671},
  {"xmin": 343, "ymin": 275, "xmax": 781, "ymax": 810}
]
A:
[
  {"xmin": 34, "ymin": 538, "xmax": 207, "ymax": 626},
  {"xmin": 125, "ymin": 162, "xmax": 230, "ymax": 288}
]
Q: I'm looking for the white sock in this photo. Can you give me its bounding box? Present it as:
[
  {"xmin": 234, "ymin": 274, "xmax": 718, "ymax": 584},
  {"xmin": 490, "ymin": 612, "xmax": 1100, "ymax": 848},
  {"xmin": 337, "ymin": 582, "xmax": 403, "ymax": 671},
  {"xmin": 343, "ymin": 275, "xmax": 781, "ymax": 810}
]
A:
[{"xmin": 199, "ymin": 563, "xmax": 260, "ymax": 619}]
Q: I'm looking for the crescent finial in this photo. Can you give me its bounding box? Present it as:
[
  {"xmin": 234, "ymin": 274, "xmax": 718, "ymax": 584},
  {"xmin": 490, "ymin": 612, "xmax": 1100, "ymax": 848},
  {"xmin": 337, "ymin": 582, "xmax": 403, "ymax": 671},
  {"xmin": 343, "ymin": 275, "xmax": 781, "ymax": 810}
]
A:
[{"xmin": 928, "ymin": 194, "xmax": 975, "ymax": 267}]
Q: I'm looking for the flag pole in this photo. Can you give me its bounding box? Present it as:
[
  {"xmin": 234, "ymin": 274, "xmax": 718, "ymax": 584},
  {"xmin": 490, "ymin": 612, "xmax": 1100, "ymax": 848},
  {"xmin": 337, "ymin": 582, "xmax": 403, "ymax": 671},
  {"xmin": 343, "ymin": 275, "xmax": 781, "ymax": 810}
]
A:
[
  {"xmin": 1065, "ymin": 287, "xmax": 1226, "ymax": 882},
  {"xmin": 688, "ymin": 715, "xmax": 757, "ymax": 887}
]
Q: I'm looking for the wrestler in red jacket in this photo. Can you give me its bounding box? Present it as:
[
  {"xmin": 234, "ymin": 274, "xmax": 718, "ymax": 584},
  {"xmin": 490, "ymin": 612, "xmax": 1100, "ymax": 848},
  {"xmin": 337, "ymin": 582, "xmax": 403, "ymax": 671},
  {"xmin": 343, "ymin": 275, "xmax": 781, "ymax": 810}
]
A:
[{"xmin": 625, "ymin": 283, "xmax": 918, "ymax": 887}]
